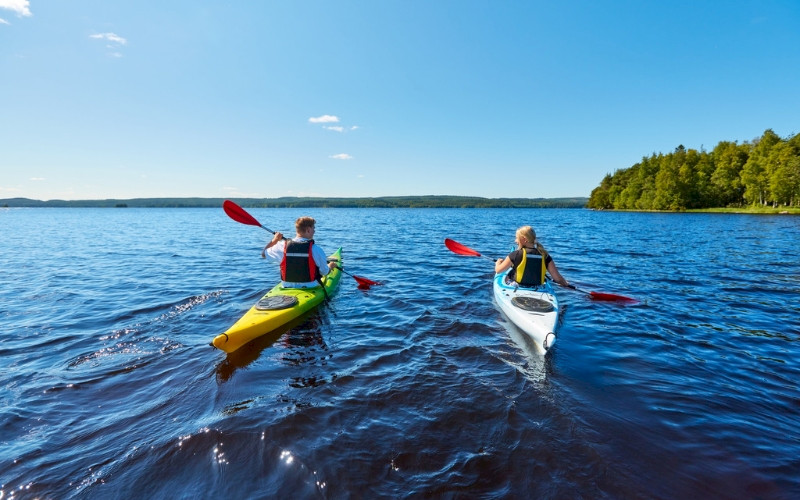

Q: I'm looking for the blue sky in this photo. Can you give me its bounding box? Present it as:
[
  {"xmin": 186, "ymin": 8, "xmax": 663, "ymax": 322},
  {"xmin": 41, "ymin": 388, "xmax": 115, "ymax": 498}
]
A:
[{"xmin": 2, "ymin": 1, "xmax": 799, "ymax": 201}]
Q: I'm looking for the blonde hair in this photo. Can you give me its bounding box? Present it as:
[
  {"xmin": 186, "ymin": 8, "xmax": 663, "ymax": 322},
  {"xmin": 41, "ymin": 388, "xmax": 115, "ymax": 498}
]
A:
[
  {"xmin": 516, "ymin": 225, "xmax": 549, "ymax": 259},
  {"xmin": 295, "ymin": 216, "xmax": 316, "ymax": 232}
]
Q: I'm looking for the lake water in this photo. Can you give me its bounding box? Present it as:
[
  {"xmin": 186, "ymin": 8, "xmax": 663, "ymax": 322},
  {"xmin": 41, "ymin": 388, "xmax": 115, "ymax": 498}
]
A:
[{"xmin": 1, "ymin": 207, "xmax": 798, "ymax": 499}]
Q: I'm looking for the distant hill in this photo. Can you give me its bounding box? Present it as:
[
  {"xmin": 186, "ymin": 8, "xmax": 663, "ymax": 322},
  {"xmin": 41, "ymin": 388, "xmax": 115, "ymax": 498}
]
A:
[{"xmin": 0, "ymin": 196, "xmax": 588, "ymax": 209}]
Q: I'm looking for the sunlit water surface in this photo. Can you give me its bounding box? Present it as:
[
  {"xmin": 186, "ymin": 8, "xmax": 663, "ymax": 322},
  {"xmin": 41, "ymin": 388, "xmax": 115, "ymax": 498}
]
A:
[{"xmin": 1, "ymin": 208, "xmax": 798, "ymax": 498}]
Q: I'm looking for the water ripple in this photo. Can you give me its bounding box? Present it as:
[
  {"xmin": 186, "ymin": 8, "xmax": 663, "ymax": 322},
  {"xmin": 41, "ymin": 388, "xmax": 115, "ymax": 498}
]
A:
[{"xmin": 1, "ymin": 208, "xmax": 799, "ymax": 498}]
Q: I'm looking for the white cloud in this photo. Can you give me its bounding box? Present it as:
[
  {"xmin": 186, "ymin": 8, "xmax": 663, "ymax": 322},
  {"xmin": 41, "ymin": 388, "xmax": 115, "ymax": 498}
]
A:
[
  {"xmin": 0, "ymin": 18, "xmax": 9, "ymax": 24},
  {"xmin": 309, "ymin": 115, "xmax": 339, "ymax": 124},
  {"xmin": 0, "ymin": 1, "xmax": 32, "ymax": 17},
  {"xmin": 30, "ymin": 177, "xmax": 45, "ymax": 181},
  {"xmin": 329, "ymin": 153, "xmax": 353, "ymax": 160},
  {"xmin": 324, "ymin": 125, "xmax": 360, "ymax": 133},
  {"xmin": 90, "ymin": 32, "xmax": 127, "ymax": 45}
]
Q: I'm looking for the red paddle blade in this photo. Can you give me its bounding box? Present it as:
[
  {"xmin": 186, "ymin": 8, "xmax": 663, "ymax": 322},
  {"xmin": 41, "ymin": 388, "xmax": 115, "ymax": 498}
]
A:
[
  {"xmin": 330, "ymin": 262, "xmax": 383, "ymax": 288},
  {"xmin": 444, "ymin": 238, "xmax": 483, "ymax": 257},
  {"xmin": 223, "ymin": 200, "xmax": 262, "ymax": 227},
  {"xmin": 353, "ymin": 275, "xmax": 381, "ymax": 287},
  {"xmin": 589, "ymin": 291, "xmax": 637, "ymax": 303}
]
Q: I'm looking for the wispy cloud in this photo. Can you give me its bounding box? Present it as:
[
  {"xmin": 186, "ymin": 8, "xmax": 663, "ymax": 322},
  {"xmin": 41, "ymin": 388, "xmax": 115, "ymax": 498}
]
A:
[
  {"xmin": 0, "ymin": 18, "xmax": 9, "ymax": 24},
  {"xmin": 90, "ymin": 32, "xmax": 127, "ymax": 45},
  {"xmin": 90, "ymin": 32, "xmax": 127, "ymax": 57},
  {"xmin": 309, "ymin": 115, "xmax": 339, "ymax": 124},
  {"xmin": 0, "ymin": 0, "xmax": 32, "ymax": 18},
  {"xmin": 323, "ymin": 125, "xmax": 362, "ymax": 133},
  {"xmin": 329, "ymin": 153, "xmax": 353, "ymax": 160},
  {"xmin": 30, "ymin": 177, "xmax": 45, "ymax": 181}
]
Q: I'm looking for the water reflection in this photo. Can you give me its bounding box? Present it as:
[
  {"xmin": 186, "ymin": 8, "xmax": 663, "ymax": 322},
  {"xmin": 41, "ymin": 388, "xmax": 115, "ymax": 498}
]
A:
[
  {"xmin": 214, "ymin": 311, "xmax": 318, "ymax": 382},
  {"xmin": 497, "ymin": 319, "xmax": 554, "ymax": 384},
  {"xmin": 281, "ymin": 316, "xmax": 335, "ymax": 389},
  {"xmin": 6, "ymin": 209, "xmax": 800, "ymax": 498}
]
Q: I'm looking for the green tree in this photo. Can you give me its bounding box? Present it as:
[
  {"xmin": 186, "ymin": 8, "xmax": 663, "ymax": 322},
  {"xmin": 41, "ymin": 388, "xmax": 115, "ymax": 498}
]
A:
[
  {"xmin": 742, "ymin": 129, "xmax": 781, "ymax": 205},
  {"xmin": 619, "ymin": 164, "xmax": 643, "ymax": 209},
  {"xmin": 695, "ymin": 150, "xmax": 717, "ymax": 207},
  {"xmin": 654, "ymin": 149, "xmax": 681, "ymax": 210},
  {"xmin": 588, "ymin": 174, "xmax": 613, "ymax": 209},
  {"xmin": 635, "ymin": 154, "xmax": 660, "ymax": 209},
  {"xmin": 711, "ymin": 141, "xmax": 748, "ymax": 206},
  {"xmin": 588, "ymin": 129, "xmax": 797, "ymax": 210},
  {"xmin": 768, "ymin": 137, "xmax": 800, "ymax": 206},
  {"xmin": 652, "ymin": 145, "xmax": 698, "ymax": 210},
  {"xmin": 679, "ymin": 148, "xmax": 711, "ymax": 208}
]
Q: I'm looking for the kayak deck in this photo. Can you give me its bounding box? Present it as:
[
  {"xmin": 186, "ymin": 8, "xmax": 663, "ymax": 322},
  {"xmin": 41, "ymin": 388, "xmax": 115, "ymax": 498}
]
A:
[
  {"xmin": 212, "ymin": 248, "xmax": 342, "ymax": 353},
  {"xmin": 493, "ymin": 273, "xmax": 559, "ymax": 352}
]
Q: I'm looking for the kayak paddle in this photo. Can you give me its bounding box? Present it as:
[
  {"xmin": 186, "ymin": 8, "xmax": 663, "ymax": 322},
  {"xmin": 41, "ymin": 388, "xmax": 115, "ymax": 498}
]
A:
[
  {"xmin": 223, "ymin": 200, "xmax": 382, "ymax": 289},
  {"xmin": 330, "ymin": 263, "xmax": 383, "ymax": 289},
  {"xmin": 566, "ymin": 284, "xmax": 637, "ymax": 303},
  {"xmin": 444, "ymin": 238, "xmax": 494, "ymax": 261},
  {"xmin": 444, "ymin": 238, "xmax": 636, "ymax": 303},
  {"xmin": 223, "ymin": 199, "xmax": 279, "ymax": 233}
]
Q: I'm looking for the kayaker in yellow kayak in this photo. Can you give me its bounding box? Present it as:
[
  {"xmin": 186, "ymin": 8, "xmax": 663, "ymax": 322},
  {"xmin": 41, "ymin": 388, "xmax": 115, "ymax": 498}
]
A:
[
  {"xmin": 261, "ymin": 216, "xmax": 337, "ymax": 288},
  {"xmin": 494, "ymin": 225, "xmax": 570, "ymax": 288}
]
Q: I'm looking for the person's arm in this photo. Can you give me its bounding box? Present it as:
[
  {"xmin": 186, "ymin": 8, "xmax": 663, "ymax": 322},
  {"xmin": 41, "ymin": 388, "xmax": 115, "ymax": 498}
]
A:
[
  {"xmin": 261, "ymin": 232, "xmax": 284, "ymax": 258},
  {"xmin": 547, "ymin": 260, "xmax": 569, "ymax": 287},
  {"xmin": 495, "ymin": 256, "xmax": 512, "ymax": 274},
  {"xmin": 312, "ymin": 244, "xmax": 334, "ymax": 275}
]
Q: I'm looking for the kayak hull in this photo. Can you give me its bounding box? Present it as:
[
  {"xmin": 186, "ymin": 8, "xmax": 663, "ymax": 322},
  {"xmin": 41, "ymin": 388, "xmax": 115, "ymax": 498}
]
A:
[
  {"xmin": 493, "ymin": 273, "xmax": 559, "ymax": 352},
  {"xmin": 213, "ymin": 248, "xmax": 342, "ymax": 353}
]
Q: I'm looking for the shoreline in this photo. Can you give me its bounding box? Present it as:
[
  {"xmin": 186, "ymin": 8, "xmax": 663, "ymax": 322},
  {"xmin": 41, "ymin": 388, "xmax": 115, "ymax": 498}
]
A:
[
  {"xmin": 592, "ymin": 207, "xmax": 800, "ymax": 215},
  {"xmin": 0, "ymin": 196, "xmax": 588, "ymax": 209}
]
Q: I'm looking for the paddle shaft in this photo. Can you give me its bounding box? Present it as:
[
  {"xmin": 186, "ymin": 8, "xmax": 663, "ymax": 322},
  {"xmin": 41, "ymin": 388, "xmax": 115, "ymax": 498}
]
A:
[
  {"xmin": 336, "ymin": 266, "xmax": 361, "ymax": 280},
  {"xmin": 568, "ymin": 284, "xmax": 591, "ymax": 295}
]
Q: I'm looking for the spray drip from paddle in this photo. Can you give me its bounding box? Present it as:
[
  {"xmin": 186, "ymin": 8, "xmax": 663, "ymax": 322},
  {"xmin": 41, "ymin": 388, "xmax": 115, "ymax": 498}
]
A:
[
  {"xmin": 223, "ymin": 200, "xmax": 382, "ymax": 289},
  {"xmin": 444, "ymin": 238, "xmax": 636, "ymax": 303}
]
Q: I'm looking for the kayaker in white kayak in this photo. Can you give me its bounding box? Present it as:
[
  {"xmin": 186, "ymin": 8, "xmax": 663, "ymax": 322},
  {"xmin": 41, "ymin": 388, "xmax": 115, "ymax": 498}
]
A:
[
  {"xmin": 494, "ymin": 225, "xmax": 570, "ymax": 288},
  {"xmin": 261, "ymin": 216, "xmax": 337, "ymax": 288}
]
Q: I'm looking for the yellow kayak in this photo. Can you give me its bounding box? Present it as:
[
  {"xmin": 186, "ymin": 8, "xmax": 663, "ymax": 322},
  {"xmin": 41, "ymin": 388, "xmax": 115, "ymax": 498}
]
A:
[{"xmin": 212, "ymin": 248, "xmax": 342, "ymax": 353}]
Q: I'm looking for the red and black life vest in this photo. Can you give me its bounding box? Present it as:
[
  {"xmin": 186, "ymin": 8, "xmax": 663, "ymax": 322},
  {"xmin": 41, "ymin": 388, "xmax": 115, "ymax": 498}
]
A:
[{"xmin": 280, "ymin": 239, "xmax": 319, "ymax": 283}]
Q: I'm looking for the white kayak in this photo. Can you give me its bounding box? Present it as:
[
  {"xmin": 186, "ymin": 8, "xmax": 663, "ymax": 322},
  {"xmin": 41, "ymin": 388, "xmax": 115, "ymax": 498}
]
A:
[{"xmin": 493, "ymin": 273, "xmax": 559, "ymax": 352}]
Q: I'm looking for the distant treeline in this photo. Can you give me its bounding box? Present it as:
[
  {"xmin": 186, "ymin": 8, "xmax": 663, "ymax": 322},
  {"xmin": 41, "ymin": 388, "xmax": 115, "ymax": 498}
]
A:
[
  {"xmin": 1, "ymin": 195, "xmax": 589, "ymax": 209},
  {"xmin": 588, "ymin": 129, "xmax": 800, "ymax": 210}
]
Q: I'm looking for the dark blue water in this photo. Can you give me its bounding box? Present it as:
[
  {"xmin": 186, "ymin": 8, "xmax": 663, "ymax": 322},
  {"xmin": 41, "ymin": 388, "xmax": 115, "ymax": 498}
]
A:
[{"xmin": 1, "ymin": 208, "xmax": 798, "ymax": 499}]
